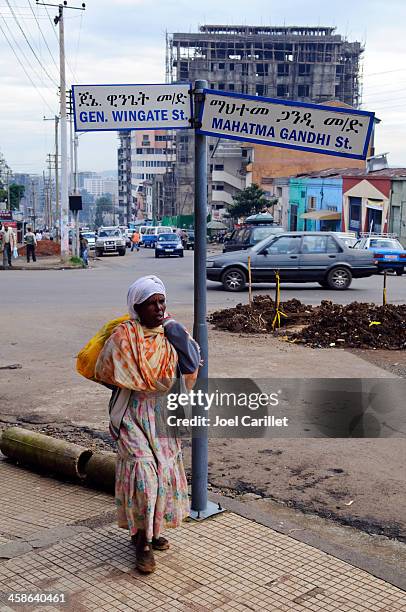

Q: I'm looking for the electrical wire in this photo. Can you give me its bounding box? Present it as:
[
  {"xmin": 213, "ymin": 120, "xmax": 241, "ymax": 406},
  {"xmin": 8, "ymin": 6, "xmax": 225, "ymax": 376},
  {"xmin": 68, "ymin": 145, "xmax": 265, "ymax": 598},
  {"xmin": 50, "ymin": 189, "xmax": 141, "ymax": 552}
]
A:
[
  {"xmin": 27, "ymin": 0, "xmax": 59, "ymax": 73},
  {"xmin": 0, "ymin": 15, "xmax": 55, "ymax": 113},
  {"xmin": 5, "ymin": 0, "xmax": 58, "ymax": 86},
  {"xmin": 0, "ymin": 11, "xmax": 51, "ymax": 88},
  {"xmin": 42, "ymin": 0, "xmax": 79, "ymax": 83}
]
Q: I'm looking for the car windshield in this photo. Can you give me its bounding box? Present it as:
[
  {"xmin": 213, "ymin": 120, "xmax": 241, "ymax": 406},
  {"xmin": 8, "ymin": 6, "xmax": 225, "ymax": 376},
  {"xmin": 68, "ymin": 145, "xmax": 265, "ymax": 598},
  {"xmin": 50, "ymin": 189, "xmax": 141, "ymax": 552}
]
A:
[
  {"xmin": 251, "ymin": 226, "xmax": 284, "ymax": 243},
  {"xmin": 369, "ymin": 239, "xmax": 403, "ymax": 250},
  {"xmin": 99, "ymin": 229, "xmax": 121, "ymax": 237},
  {"xmin": 158, "ymin": 234, "xmax": 178, "ymax": 242},
  {"xmin": 82, "ymin": 233, "xmax": 95, "ymax": 239}
]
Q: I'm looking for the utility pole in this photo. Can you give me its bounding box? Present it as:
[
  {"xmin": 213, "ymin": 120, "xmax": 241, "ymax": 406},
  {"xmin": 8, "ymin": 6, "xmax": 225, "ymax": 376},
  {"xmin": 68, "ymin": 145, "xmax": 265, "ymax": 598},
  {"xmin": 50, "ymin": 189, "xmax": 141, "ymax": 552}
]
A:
[
  {"xmin": 31, "ymin": 179, "xmax": 37, "ymax": 232},
  {"xmin": 45, "ymin": 115, "xmax": 60, "ymax": 237},
  {"xmin": 36, "ymin": 1, "xmax": 86, "ymax": 261}
]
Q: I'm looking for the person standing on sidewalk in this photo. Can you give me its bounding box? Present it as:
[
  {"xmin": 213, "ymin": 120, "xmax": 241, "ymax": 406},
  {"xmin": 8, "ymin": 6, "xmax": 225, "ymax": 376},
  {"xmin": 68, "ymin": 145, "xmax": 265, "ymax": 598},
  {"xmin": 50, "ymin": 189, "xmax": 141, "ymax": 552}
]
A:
[
  {"xmin": 24, "ymin": 227, "xmax": 37, "ymax": 263},
  {"xmin": 1, "ymin": 223, "xmax": 16, "ymax": 268},
  {"xmin": 79, "ymin": 234, "xmax": 89, "ymax": 267},
  {"xmin": 130, "ymin": 229, "xmax": 140, "ymax": 252},
  {"xmin": 94, "ymin": 276, "xmax": 200, "ymax": 574}
]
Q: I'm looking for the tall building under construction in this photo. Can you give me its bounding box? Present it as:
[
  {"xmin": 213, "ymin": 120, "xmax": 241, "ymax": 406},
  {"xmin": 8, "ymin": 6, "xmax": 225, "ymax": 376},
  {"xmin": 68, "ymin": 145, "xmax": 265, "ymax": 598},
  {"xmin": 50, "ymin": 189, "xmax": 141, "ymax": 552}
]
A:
[{"xmin": 167, "ymin": 25, "xmax": 363, "ymax": 215}]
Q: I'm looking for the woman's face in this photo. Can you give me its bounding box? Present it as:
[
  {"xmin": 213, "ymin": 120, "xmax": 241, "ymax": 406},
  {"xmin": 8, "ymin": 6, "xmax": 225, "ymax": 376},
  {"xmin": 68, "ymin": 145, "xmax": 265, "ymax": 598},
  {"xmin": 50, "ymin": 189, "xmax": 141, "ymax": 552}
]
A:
[{"xmin": 135, "ymin": 293, "xmax": 166, "ymax": 328}]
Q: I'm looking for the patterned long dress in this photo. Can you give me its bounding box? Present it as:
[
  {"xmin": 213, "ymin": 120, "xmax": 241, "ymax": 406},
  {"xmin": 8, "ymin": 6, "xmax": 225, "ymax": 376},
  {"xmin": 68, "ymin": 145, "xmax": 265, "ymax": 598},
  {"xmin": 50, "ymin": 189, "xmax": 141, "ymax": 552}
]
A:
[{"xmin": 95, "ymin": 320, "xmax": 191, "ymax": 542}]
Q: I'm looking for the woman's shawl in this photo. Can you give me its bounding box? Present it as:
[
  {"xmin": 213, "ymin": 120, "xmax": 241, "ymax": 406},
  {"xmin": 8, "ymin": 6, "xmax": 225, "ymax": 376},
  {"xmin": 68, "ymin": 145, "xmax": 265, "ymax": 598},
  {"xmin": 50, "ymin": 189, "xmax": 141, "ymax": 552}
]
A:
[{"xmin": 95, "ymin": 319, "xmax": 177, "ymax": 392}]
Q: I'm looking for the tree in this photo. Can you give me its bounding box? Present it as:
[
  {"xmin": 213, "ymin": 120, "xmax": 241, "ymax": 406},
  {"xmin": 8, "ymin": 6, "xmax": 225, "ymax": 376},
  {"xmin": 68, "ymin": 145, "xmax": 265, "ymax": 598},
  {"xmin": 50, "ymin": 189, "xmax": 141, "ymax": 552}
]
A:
[
  {"xmin": 227, "ymin": 184, "xmax": 270, "ymax": 219},
  {"xmin": 0, "ymin": 183, "xmax": 25, "ymax": 210},
  {"xmin": 94, "ymin": 195, "xmax": 113, "ymax": 227}
]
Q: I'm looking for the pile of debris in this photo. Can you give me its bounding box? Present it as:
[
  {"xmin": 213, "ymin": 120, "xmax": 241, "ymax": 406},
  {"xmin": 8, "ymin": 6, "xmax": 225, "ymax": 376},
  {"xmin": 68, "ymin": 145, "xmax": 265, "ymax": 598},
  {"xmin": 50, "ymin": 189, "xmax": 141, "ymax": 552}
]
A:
[
  {"xmin": 208, "ymin": 295, "xmax": 314, "ymax": 333},
  {"xmin": 293, "ymin": 301, "xmax": 406, "ymax": 350},
  {"xmin": 208, "ymin": 296, "xmax": 406, "ymax": 349},
  {"xmin": 18, "ymin": 240, "xmax": 60, "ymax": 257}
]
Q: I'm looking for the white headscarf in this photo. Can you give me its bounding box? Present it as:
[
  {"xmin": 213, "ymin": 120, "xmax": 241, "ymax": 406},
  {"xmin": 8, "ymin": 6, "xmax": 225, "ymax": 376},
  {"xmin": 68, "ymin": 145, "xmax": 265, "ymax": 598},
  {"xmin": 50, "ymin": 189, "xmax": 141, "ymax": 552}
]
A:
[{"xmin": 127, "ymin": 275, "xmax": 166, "ymax": 320}]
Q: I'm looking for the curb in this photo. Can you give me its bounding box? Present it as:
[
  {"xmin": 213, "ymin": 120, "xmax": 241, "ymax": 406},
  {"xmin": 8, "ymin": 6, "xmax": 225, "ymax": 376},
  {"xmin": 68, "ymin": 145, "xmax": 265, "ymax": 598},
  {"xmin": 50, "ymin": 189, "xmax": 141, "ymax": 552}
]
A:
[{"xmin": 208, "ymin": 492, "xmax": 406, "ymax": 593}]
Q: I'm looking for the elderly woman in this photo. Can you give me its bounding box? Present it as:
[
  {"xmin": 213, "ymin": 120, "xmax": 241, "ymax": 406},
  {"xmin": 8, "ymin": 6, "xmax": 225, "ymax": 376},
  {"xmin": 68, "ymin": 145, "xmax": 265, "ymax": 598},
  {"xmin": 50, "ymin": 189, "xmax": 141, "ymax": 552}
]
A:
[{"xmin": 95, "ymin": 276, "xmax": 199, "ymax": 574}]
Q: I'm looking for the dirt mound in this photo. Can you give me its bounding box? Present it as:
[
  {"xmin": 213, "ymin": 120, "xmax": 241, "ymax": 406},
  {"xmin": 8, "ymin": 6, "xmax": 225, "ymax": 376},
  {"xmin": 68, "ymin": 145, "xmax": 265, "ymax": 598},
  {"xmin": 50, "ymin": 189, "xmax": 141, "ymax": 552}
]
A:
[
  {"xmin": 293, "ymin": 301, "xmax": 406, "ymax": 350},
  {"xmin": 208, "ymin": 296, "xmax": 406, "ymax": 349},
  {"xmin": 208, "ymin": 295, "xmax": 314, "ymax": 333},
  {"xmin": 18, "ymin": 240, "xmax": 60, "ymax": 257}
]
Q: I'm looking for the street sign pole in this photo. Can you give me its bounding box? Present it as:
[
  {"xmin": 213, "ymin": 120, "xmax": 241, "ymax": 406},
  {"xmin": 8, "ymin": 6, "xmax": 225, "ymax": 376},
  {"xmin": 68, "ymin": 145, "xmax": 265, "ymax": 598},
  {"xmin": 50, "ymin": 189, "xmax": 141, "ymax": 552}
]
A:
[{"xmin": 191, "ymin": 79, "xmax": 223, "ymax": 519}]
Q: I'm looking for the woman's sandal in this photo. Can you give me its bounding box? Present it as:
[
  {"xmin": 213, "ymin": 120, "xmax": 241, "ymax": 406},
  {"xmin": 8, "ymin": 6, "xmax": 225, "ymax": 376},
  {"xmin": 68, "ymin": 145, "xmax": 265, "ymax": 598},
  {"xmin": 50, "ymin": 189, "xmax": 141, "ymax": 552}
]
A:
[
  {"xmin": 151, "ymin": 536, "xmax": 170, "ymax": 551},
  {"xmin": 134, "ymin": 533, "xmax": 156, "ymax": 574},
  {"xmin": 131, "ymin": 534, "xmax": 169, "ymax": 551}
]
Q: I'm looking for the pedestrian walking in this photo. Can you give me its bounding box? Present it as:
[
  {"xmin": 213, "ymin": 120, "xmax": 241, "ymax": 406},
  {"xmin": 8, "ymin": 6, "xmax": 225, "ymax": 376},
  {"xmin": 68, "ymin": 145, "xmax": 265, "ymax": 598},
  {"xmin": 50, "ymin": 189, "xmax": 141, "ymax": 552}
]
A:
[
  {"xmin": 131, "ymin": 230, "xmax": 140, "ymax": 252},
  {"xmin": 79, "ymin": 233, "xmax": 89, "ymax": 267},
  {"xmin": 24, "ymin": 227, "xmax": 37, "ymax": 263},
  {"xmin": 1, "ymin": 223, "xmax": 16, "ymax": 268},
  {"xmin": 94, "ymin": 275, "xmax": 200, "ymax": 574}
]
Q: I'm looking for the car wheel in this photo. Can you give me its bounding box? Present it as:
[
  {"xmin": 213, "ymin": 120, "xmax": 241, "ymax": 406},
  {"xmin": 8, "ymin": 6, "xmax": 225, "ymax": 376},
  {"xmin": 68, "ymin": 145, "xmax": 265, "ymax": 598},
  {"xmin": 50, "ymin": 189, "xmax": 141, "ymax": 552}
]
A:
[
  {"xmin": 118, "ymin": 249, "xmax": 126, "ymax": 256},
  {"xmin": 221, "ymin": 267, "xmax": 247, "ymax": 291},
  {"xmin": 95, "ymin": 249, "xmax": 103, "ymax": 257},
  {"xmin": 395, "ymin": 268, "xmax": 404, "ymax": 276},
  {"xmin": 179, "ymin": 251, "xmax": 184, "ymax": 258},
  {"xmin": 155, "ymin": 252, "xmax": 160, "ymax": 258},
  {"xmin": 326, "ymin": 267, "xmax": 352, "ymax": 290}
]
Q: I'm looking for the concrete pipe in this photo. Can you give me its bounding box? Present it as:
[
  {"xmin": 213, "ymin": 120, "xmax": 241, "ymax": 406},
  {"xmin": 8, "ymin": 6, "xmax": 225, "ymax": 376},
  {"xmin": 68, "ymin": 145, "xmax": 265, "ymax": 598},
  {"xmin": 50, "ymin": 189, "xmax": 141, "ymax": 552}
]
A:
[
  {"xmin": 0, "ymin": 427, "xmax": 93, "ymax": 480},
  {"xmin": 84, "ymin": 451, "xmax": 116, "ymax": 494}
]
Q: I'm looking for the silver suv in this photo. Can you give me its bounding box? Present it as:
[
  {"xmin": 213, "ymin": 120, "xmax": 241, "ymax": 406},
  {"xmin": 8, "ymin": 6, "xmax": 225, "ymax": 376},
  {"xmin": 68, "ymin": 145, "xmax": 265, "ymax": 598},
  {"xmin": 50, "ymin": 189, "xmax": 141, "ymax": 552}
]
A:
[{"xmin": 95, "ymin": 227, "xmax": 126, "ymax": 257}]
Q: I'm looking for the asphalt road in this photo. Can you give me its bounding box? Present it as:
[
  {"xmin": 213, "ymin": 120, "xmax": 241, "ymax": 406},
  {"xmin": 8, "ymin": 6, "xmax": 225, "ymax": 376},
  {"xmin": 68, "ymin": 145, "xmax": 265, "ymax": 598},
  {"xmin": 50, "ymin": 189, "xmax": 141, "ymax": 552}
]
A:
[{"xmin": 3, "ymin": 247, "xmax": 405, "ymax": 311}]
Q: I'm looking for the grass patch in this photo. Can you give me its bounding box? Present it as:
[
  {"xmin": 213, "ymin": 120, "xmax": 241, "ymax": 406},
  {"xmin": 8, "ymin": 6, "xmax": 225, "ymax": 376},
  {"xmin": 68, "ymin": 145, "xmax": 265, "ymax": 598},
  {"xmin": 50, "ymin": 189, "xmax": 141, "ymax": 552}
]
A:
[{"xmin": 69, "ymin": 256, "xmax": 84, "ymax": 267}]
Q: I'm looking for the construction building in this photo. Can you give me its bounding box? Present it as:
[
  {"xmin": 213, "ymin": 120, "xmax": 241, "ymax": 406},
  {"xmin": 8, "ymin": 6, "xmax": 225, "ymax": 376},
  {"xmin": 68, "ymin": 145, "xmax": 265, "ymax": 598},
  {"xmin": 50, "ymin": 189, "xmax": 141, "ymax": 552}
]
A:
[{"xmin": 167, "ymin": 25, "xmax": 363, "ymax": 216}]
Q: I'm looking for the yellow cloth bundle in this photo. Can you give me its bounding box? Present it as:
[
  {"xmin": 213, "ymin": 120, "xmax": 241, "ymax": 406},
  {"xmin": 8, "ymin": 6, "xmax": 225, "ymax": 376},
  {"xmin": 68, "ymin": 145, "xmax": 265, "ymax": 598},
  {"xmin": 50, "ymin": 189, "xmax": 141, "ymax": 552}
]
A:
[{"xmin": 76, "ymin": 314, "xmax": 130, "ymax": 381}]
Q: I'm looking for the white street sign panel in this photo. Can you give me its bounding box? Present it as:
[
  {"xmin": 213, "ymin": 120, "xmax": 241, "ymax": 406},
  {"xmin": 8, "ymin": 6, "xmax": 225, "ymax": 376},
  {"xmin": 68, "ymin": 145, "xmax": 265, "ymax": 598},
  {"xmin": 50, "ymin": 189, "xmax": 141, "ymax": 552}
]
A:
[
  {"xmin": 198, "ymin": 90, "xmax": 374, "ymax": 160},
  {"xmin": 72, "ymin": 84, "xmax": 192, "ymax": 132}
]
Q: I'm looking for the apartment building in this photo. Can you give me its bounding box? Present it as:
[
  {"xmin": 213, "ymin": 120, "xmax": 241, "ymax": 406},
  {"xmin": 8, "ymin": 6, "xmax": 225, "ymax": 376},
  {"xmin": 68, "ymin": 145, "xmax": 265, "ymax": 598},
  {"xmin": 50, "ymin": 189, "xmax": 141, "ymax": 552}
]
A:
[{"xmin": 168, "ymin": 24, "xmax": 363, "ymax": 215}]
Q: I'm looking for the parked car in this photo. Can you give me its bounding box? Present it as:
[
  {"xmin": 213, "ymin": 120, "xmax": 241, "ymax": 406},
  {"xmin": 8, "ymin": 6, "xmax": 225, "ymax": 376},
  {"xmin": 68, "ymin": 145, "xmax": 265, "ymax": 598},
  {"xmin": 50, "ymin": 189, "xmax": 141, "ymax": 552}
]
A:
[
  {"xmin": 223, "ymin": 225, "xmax": 284, "ymax": 253},
  {"xmin": 81, "ymin": 231, "xmax": 96, "ymax": 251},
  {"xmin": 155, "ymin": 233, "xmax": 184, "ymax": 258},
  {"xmin": 207, "ymin": 231, "xmax": 376, "ymax": 291},
  {"xmin": 142, "ymin": 226, "xmax": 169, "ymax": 248},
  {"xmin": 95, "ymin": 227, "xmax": 126, "ymax": 256},
  {"xmin": 353, "ymin": 235, "xmax": 406, "ymax": 275}
]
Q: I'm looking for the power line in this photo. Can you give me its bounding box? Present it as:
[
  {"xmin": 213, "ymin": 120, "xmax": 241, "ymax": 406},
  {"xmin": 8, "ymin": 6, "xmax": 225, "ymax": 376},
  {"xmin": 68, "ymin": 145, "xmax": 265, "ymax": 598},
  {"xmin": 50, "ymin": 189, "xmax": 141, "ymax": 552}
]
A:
[
  {"xmin": 0, "ymin": 15, "xmax": 55, "ymax": 112},
  {"xmin": 5, "ymin": 0, "xmax": 58, "ymax": 86},
  {"xmin": 0, "ymin": 10, "xmax": 52, "ymax": 88},
  {"xmin": 27, "ymin": 0, "xmax": 59, "ymax": 73},
  {"xmin": 42, "ymin": 0, "xmax": 78, "ymax": 82}
]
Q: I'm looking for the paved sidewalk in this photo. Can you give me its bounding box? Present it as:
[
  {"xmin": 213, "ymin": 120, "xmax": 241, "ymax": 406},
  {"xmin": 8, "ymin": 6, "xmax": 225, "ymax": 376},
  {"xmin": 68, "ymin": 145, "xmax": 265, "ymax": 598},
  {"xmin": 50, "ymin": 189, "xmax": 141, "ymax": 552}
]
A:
[{"xmin": 0, "ymin": 458, "xmax": 404, "ymax": 612}]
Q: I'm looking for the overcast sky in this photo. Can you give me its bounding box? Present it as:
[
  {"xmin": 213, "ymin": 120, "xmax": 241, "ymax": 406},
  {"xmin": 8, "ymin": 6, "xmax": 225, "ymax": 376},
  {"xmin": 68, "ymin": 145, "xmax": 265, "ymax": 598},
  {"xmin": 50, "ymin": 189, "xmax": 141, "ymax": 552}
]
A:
[{"xmin": 0, "ymin": 0, "xmax": 405, "ymax": 176}]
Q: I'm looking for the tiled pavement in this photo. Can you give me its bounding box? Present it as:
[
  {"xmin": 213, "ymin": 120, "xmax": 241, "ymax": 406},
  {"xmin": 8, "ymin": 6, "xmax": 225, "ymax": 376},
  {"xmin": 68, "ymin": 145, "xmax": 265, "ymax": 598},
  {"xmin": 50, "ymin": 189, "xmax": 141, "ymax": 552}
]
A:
[{"xmin": 0, "ymin": 459, "xmax": 405, "ymax": 612}]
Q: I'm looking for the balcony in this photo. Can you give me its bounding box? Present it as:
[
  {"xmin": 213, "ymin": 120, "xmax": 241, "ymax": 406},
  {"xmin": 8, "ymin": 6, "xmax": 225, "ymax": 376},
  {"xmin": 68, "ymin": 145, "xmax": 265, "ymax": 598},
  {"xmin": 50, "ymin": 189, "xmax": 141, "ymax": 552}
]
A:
[
  {"xmin": 211, "ymin": 190, "xmax": 234, "ymax": 206},
  {"xmin": 212, "ymin": 170, "xmax": 245, "ymax": 190}
]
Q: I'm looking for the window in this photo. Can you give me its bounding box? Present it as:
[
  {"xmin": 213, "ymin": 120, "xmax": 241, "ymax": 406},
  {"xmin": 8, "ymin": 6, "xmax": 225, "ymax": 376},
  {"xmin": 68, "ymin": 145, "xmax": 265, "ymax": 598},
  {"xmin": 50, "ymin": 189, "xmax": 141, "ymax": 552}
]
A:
[
  {"xmin": 298, "ymin": 64, "xmax": 310, "ymax": 76},
  {"xmin": 277, "ymin": 85, "xmax": 289, "ymax": 97},
  {"xmin": 301, "ymin": 236, "xmax": 328, "ymax": 253},
  {"xmin": 277, "ymin": 64, "xmax": 289, "ymax": 76},
  {"xmin": 298, "ymin": 84, "xmax": 310, "ymax": 97},
  {"xmin": 214, "ymin": 164, "xmax": 224, "ymax": 171},
  {"xmin": 219, "ymin": 63, "xmax": 225, "ymax": 69},
  {"xmin": 218, "ymin": 83, "xmax": 225, "ymax": 90},
  {"xmin": 229, "ymin": 63, "xmax": 234, "ymax": 71},
  {"xmin": 256, "ymin": 84, "xmax": 267, "ymax": 96},
  {"xmin": 327, "ymin": 237, "xmax": 341, "ymax": 253},
  {"xmin": 307, "ymin": 196, "xmax": 317, "ymax": 210},
  {"xmin": 228, "ymin": 83, "xmax": 235, "ymax": 91},
  {"xmin": 268, "ymin": 236, "xmax": 301, "ymax": 254}
]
